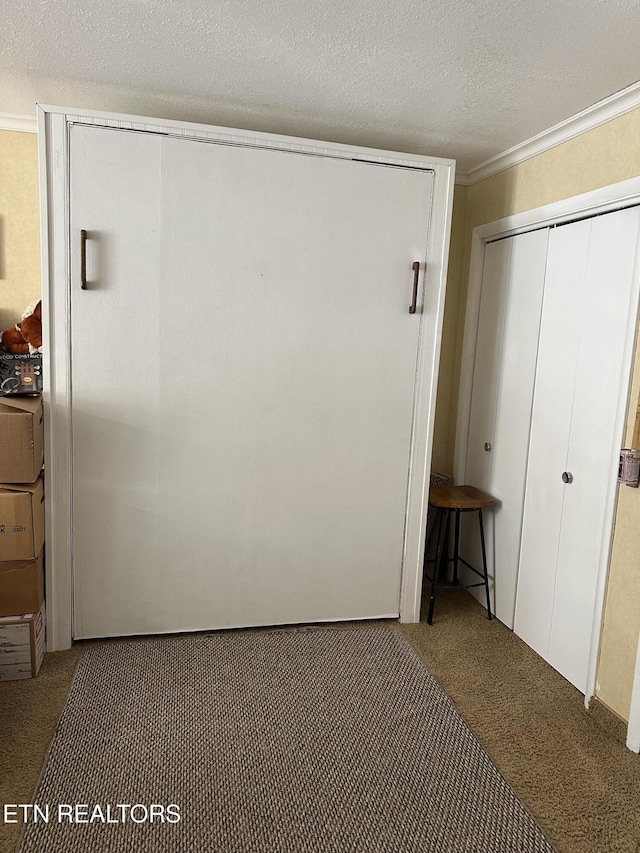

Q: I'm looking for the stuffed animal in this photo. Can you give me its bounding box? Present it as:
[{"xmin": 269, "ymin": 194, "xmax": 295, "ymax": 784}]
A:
[{"xmin": 1, "ymin": 301, "xmax": 43, "ymax": 354}]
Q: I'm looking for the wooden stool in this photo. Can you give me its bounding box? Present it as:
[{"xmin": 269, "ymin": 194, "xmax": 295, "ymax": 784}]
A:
[{"xmin": 423, "ymin": 485, "xmax": 495, "ymax": 625}]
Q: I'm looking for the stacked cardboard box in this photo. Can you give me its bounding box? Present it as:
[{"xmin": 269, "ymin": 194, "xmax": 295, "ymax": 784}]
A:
[
  {"xmin": 0, "ymin": 603, "xmax": 46, "ymax": 681},
  {"xmin": 0, "ymin": 395, "xmax": 46, "ymax": 680}
]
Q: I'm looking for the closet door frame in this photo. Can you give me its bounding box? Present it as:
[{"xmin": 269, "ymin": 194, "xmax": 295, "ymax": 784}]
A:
[
  {"xmin": 37, "ymin": 104, "xmax": 455, "ymax": 652},
  {"xmin": 455, "ymin": 175, "xmax": 640, "ymax": 709}
]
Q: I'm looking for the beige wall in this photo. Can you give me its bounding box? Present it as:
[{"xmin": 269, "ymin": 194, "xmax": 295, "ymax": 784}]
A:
[
  {"xmin": 0, "ymin": 130, "xmax": 41, "ymax": 330},
  {"xmin": 440, "ymin": 107, "xmax": 640, "ymax": 721},
  {"xmin": 431, "ymin": 183, "xmax": 468, "ymax": 474},
  {"xmin": 597, "ymin": 337, "xmax": 640, "ymax": 719}
]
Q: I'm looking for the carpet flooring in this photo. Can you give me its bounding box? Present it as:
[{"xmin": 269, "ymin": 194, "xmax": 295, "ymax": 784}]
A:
[
  {"xmin": 16, "ymin": 627, "xmax": 553, "ymax": 853},
  {"xmin": 2, "ymin": 594, "xmax": 640, "ymax": 853}
]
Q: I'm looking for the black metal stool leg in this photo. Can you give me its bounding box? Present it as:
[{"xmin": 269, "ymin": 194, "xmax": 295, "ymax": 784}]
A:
[
  {"xmin": 478, "ymin": 508, "xmax": 492, "ymax": 621},
  {"xmin": 452, "ymin": 509, "xmax": 461, "ymax": 586},
  {"xmin": 427, "ymin": 508, "xmax": 449, "ymax": 625}
]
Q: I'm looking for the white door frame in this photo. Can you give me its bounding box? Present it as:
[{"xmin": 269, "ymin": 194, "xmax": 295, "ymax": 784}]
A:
[
  {"xmin": 455, "ymin": 176, "xmax": 640, "ymax": 710},
  {"xmin": 38, "ymin": 104, "xmax": 455, "ymax": 652},
  {"xmin": 627, "ymin": 633, "xmax": 640, "ymax": 752}
]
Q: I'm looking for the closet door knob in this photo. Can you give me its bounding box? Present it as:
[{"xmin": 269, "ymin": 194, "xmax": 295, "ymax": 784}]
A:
[
  {"xmin": 484, "ymin": 442, "xmax": 492, "ymax": 452},
  {"xmin": 562, "ymin": 471, "xmax": 574, "ymax": 484}
]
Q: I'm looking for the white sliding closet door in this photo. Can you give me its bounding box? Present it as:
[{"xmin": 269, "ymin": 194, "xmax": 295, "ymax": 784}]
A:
[
  {"xmin": 70, "ymin": 125, "xmax": 434, "ymax": 638},
  {"xmin": 462, "ymin": 230, "xmax": 547, "ymax": 626},
  {"xmin": 514, "ymin": 207, "xmax": 640, "ymax": 692}
]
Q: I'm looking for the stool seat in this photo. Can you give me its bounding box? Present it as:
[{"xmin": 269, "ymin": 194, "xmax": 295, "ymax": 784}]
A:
[{"xmin": 429, "ymin": 485, "xmax": 495, "ymax": 510}]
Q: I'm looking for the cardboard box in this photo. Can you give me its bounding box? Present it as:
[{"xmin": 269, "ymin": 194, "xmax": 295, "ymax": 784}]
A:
[
  {"xmin": 0, "ymin": 551, "xmax": 44, "ymax": 618},
  {"xmin": 0, "ymin": 352, "xmax": 43, "ymax": 395},
  {"xmin": 0, "ymin": 395, "xmax": 44, "ymax": 483},
  {"xmin": 0, "ymin": 475, "xmax": 45, "ymax": 561},
  {"xmin": 0, "ymin": 601, "xmax": 46, "ymax": 680}
]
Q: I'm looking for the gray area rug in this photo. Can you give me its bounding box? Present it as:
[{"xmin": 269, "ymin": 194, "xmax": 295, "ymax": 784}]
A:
[{"xmin": 19, "ymin": 627, "xmax": 555, "ymax": 852}]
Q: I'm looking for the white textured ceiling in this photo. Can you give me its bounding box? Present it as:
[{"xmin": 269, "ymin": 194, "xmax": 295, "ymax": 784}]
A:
[{"xmin": 2, "ymin": 0, "xmax": 640, "ymax": 172}]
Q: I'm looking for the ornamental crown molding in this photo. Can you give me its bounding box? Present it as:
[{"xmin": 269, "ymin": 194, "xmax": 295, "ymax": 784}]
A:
[
  {"xmin": 0, "ymin": 113, "xmax": 37, "ymax": 133},
  {"xmin": 460, "ymin": 79, "xmax": 640, "ymax": 185}
]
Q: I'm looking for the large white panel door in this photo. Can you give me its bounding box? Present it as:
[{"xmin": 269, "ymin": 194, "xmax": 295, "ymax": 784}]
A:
[
  {"xmin": 70, "ymin": 126, "xmax": 434, "ymax": 638},
  {"xmin": 515, "ymin": 207, "xmax": 640, "ymax": 692},
  {"xmin": 463, "ymin": 230, "xmax": 547, "ymax": 626}
]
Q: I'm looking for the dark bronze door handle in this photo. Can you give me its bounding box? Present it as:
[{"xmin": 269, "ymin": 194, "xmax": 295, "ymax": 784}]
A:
[
  {"xmin": 409, "ymin": 261, "xmax": 420, "ymax": 314},
  {"xmin": 80, "ymin": 229, "xmax": 88, "ymax": 290}
]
